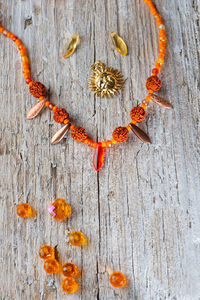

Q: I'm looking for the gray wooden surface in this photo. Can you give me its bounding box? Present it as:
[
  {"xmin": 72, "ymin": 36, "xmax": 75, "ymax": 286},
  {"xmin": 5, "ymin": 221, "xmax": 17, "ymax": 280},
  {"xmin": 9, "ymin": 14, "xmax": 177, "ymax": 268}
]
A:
[{"xmin": 0, "ymin": 0, "xmax": 199, "ymax": 299}]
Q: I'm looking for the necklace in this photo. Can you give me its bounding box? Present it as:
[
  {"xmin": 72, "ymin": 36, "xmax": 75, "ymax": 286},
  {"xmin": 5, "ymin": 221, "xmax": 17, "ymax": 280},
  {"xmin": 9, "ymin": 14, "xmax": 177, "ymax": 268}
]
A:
[{"xmin": 0, "ymin": 0, "xmax": 172, "ymax": 172}]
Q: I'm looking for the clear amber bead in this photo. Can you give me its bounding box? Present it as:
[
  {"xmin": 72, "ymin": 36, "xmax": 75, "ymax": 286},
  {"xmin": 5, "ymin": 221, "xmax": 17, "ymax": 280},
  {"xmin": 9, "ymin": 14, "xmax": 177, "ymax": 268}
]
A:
[
  {"xmin": 69, "ymin": 231, "xmax": 87, "ymax": 246},
  {"xmin": 44, "ymin": 258, "xmax": 59, "ymax": 274},
  {"xmin": 62, "ymin": 277, "xmax": 79, "ymax": 294},
  {"xmin": 16, "ymin": 203, "xmax": 35, "ymax": 218},
  {"xmin": 49, "ymin": 198, "xmax": 72, "ymax": 222},
  {"xmin": 62, "ymin": 262, "xmax": 79, "ymax": 277},
  {"xmin": 39, "ymin": 245, "xmax": 54, "ymax": 260},
  {"xmin": 110, "ymin": 271, "xmax": 127, "ymax": 288}
]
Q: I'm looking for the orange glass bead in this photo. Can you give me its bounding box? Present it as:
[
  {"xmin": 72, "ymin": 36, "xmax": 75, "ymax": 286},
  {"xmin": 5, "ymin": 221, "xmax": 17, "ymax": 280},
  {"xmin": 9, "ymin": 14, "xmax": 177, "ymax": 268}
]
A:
[
  {"xmin": 16, "ymin": 203, "xmax": 35, "ymax": 218},
  {"xmin": 21, "ymin": 56, "xmax": 29, "ymax": 64},
  {"xmin": 45, "ymin": 101, "xmax": 50, "ymax": 107},
  {"xmin": 101, "ymin": 141, "xmax": 107, "ymax": 148},
  {"xmin": 111, "ymin": 138, "xmax": 117, "ymax": 144},
  {"xmin": 44, "ymin": 258, "xmax": 60, "ymax": 274},
  {"xmin": 63, "ymin": 118, "xmax": 70, "ymax": 124},
  {"xmin": 39, "ymin": 245, "xmax": 54, "ymax": 260},
  {"xmin": 69, "ymin": 231, "xmax": 87, "ymax": 246},
  {"xmin": 49, "ymin": 198, "xmax": 72, "ymax": 222},
  {"xmin": 62, "ymin": 277, "xmax": 79, "ymax": 294},
  {"xmin": 110, "ymin": 271, "xmax": 127, "ymax": 288},
  {"xmin": 62, "ymin": 262, "xmax": 79, "ymax": 277},
  {"xmin": 53, "ymin": 106, "xmax": 58, "ymax": 112}
]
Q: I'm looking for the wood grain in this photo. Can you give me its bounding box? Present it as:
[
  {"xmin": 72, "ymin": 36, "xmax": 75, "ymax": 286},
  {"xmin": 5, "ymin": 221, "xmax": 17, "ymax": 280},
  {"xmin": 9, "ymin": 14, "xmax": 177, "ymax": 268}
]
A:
[{"xmin": 0, "ymin": 0, "xmax": 199, "ymax": 299}]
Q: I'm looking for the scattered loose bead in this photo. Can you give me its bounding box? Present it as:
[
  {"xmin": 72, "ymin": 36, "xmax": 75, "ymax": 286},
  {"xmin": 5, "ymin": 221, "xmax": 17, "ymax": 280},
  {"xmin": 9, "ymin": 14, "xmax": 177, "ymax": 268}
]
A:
[
  {"xmin": 16, "ymin": 203, "xmax": 35, "ymax": 218},
  {"xmin": 44, "ymin": 258, "xmax": 60, "ymax": 274},
  {"xmin": 112, "ymin": 127, "xmax": 129, "ymax": 143},
  {"xmin": 146, "ymin": 75, "xmax": 161, "ymax": 92},
  {"xmin": 62, "ymin": 277, "xmax": 79, "ymax": 294},
  {"xmin": 62, "ymin": 262, "xmax": 79, "ymax": 277},
  {"xmin": 130, "ymin": 106, "xmax": 146, "ymax": 123},
  {"xmin": 39, "ymin": 245, "xmax": 55, "ymax": 260},
  {"xmin": 110, "ymin": 271, "xmax": 127, "ymax": 288},
  {"xmin": 69, "ymin": 231, "xmax": 87, "ymax": 246},
  {"xmin": 49, "ymin": 198, "xmax": 72, "ymax": 222}
]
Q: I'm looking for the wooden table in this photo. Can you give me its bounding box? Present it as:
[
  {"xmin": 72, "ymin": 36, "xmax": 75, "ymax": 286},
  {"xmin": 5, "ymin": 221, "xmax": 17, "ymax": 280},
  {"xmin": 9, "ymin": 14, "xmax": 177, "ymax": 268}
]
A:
[{"xmin": 0, "ymin": 1, "xmax": 199, "ymax": 299}]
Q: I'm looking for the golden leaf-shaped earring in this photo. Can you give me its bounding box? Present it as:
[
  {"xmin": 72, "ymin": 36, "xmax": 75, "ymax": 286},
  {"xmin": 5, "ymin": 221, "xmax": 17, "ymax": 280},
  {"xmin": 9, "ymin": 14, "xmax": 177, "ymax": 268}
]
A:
[
  {"xmin": 62, "ymin": 33, "xmax": 80, "ymax": 58},
  {"xmin": 110, "ymin": 32, "xmax": 128, "ymax": 56}
]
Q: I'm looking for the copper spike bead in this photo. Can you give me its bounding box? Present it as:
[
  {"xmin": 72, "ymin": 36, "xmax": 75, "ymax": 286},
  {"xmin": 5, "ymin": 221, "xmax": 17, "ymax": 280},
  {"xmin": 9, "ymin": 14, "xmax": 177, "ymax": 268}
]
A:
[
  {"xmin": 27, "ymin": 99, "xmax": 46, "ymax": 119},
  {"xmin": 129, "ymin": 123, "xmax": 151, "ymax": 143},
  {"xmin": 51, "ymin": 123, "xmax": 71, "ymax": 145},
  {"xmin": 93, "ymin": 143, "xmax": 105, "ymax": 171},
  {"xmin": 149, "ymin": 93, "xmax": 172, "ymax": 109}
]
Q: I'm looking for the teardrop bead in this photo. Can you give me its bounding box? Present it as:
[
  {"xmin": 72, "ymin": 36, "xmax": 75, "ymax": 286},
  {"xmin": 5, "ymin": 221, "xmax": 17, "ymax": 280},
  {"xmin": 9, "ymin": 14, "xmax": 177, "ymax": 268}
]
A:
[
  {"xmin": 62, "ymin": 33, "xmax": 80, "ymax": 58},
  {"xmin": 51, "ymin": 123, "xmax": 71, "ymax": 145},
  {"xmin": 149, "ymin": 93, "xmax": 172, "ymax": 109},
  {"xmin": 27, "ymin": 99, "xmax": 46, "ymax": 119},
  {"xmin": 110, "ymin": 32, "xmax": 128, "ymax": 56},
  {"xmin": 129, "ymin": 123, "xmax": 151, "ymax": 143},
  {"xmin": 93, "ymin": 143, "xmax": 105, "ymax": 171}
]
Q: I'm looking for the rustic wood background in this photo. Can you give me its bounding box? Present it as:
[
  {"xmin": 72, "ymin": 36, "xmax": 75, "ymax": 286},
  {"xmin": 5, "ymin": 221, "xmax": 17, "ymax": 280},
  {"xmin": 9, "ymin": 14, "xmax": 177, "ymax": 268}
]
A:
[{"xmin": 0, "ymin": 0, "xmax": 199, "ymax": 299}]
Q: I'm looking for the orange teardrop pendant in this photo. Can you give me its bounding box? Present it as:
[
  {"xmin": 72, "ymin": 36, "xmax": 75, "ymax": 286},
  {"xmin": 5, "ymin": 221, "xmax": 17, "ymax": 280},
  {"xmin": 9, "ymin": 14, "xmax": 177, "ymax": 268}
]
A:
[{"xmin": 93, "ymin": 143, "xmax": 105, "ymax": 171}]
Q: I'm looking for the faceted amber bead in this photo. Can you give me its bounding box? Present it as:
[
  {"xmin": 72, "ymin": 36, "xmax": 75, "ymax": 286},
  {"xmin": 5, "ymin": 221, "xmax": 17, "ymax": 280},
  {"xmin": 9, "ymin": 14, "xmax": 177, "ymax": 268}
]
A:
[
  {"xmin": 49, "ymin": 198, "xmax": 72, "ymax": 222},
  {"xmin": 16, "ymin": 203, "xmax": 35, "ymax": 218},
  {"xmin": 62, "ymin": 277, "xmax": 79, "ymax": 294},
  {"xmin": 69, "ymin": 231, "xmax": 87, "ymax": 246},
  {"xmin": 110, "ymin": 271, "xmax": 127, "ymax": 288},
  {"xmin": 44, "ymin": 258, "xmax": 59, "ymax": 274},
  {"xmin": 62, "ymin": 262, "xmax": 79, "ymax": 277},
  {"xmin": 39, "ymin": 245, "xmax": 54, "ymax": 260}
]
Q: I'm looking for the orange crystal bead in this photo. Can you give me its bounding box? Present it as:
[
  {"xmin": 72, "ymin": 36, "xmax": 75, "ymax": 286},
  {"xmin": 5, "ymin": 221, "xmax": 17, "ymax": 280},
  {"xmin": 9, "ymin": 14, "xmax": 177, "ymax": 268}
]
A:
[
  {"xmin": 49, "ymin": 198, "xmax": 72, "ymax": 222},
  {"xmin": 69, "ymin": 231, "xmax": 87, "ymax": 246},
  {"xmin": 62, "ymin": 262, "xmax": 79, "ymax": 277},
  {"xmin": 44, "ymin": 258, "xmax": 59, "ymax": 274},
  {"xmin": 16, "ymin": 203, "xmax": 35, "ymax": 218},
  {"xmin": 39, "ymin": 245, "xmax": 54, "ymax": 260},
  {"xmin": 110, "ymin": 271, "xmax": 127, "ymax": 288},
  {"xmin": 62, "ymin": 277, "xmax": 79, "ymax": 294}
]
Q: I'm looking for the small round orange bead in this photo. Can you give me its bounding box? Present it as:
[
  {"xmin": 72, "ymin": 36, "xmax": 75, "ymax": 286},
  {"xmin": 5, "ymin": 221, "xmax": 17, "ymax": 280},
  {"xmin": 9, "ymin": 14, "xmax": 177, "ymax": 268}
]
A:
[
  {"xmin": 62, "ymin": 262, "xmax": 79, "ymax": 277},
  {"xmin": 69, "ymin": 231, "xmax": 87, "ymax": 246},
  {"xmin": 62, "ymin": 277, "xmax": 79, "ymax": 294},
  {"xmin": 110, "ymin": 271, "xmax": 127, "ymax": 288},
  {"xmin": 39, "ymin": 245, "xmax": 54, "ymax": 260},
  {"xmin": 45, "ymin": 101, "xmax": 50, "ymax": 107},
  {"xmin": 44, "ymin": 258, "xmax": 59, "ymax": 274},
  {"xmin": 63, "ymin": 118, "xmax": 70, "ymax": 124},
  {"xmin": 53, "ymin": 106, "xmax": 58, "ymax": 112},
  {"xmin": 16, "ymin": 203, "xmax": 34, "ymax": 218}
]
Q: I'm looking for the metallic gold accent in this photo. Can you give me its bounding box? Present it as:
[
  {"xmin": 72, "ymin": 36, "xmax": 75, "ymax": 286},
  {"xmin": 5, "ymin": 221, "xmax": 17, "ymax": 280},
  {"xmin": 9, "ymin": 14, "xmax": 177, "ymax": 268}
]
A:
[
  {"xmin": 27, "ymin": 99, "xmax": 46, "ymax": 119},
  {"xmin": 149, "ymin": 93, "xmax": 172, "ymax": 109},
  {"xmin": 89, "ymin": 61, "xmax": 125, "ymax": 98},
  {"xmin": 129, "ymin": 123, "xmax": 151, "ymax": 143},
  {"xmin": 62, "ymin": 33, "xmax": 80, "ymax": 58},
  {"xmin": 110, "ymin": 32, "xmax": 128, "ymax": 56},
  {"xmin": 51, "ymin": 123, "xmax": 71, "ymax": 145}
]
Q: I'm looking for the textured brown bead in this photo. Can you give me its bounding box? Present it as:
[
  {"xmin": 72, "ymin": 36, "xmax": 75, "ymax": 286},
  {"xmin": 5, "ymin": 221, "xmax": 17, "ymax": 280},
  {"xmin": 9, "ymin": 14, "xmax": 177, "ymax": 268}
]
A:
[
  {"xmin": 146, "ymin": 75, "xmax": 161, "ymax": 91},
  {"xmin": 53, "ymin": 108, "xmax": 69, "ymax": 123},
  {"xmin": 29, "ymin": 81, "xmax": 46, "ymax": 98},
  {"xmin": 130, "ymin": 106, "xmax": 146, "ymax": 123},
  {"xmin": 112, "ymin": 127, "xmax": 129, "ymax": 143},
  {"xmin": 71, "ymin": 126, "xmax": 87, "ymax": 142}
]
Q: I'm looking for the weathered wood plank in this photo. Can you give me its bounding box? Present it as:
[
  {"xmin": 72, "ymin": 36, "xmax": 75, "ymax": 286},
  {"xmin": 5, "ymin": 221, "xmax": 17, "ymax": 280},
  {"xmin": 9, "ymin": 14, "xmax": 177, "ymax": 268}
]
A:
[{"xmin": 0, "ymin": 0, "xmax": 199, "ymax": 299}]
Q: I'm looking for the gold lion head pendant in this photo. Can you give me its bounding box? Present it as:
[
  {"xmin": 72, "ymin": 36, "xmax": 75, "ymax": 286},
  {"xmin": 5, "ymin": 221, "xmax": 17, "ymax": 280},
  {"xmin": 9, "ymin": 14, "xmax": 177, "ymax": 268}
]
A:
[{"xmin": 89, "ymin": 61, "xmax": 125, "ymax": 98}]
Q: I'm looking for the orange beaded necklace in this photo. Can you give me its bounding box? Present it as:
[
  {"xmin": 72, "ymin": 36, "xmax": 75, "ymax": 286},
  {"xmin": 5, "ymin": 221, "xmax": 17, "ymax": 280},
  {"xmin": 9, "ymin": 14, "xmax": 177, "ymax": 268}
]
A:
[{"xmin": 0, "ymin": 0, "xmax": 172, "ymax": 171}]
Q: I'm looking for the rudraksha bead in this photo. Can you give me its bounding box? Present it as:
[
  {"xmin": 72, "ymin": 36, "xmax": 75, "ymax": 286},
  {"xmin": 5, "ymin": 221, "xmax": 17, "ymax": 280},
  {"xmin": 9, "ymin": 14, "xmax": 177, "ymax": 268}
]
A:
[
  {"xmin": 112, "ymin": 127, "xmax": 129, "ymax": 143},
  {"xmin": 146, "ymin": 75, "xmax": 161, "ymax": 91},
  {"xmin": 29, "ymin": 81, "xmax": 46, "ymax": 98},
  {"xmin": 71, "ymin": 126, "xmax": 87, "ymax": 142},
  {"xmin": 53, "ymin": 108, "xmax": 69, "ymax": 123},
  {"xmin": 130, "ymin": 106, "xmax": 146, "ymax": 123}
]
